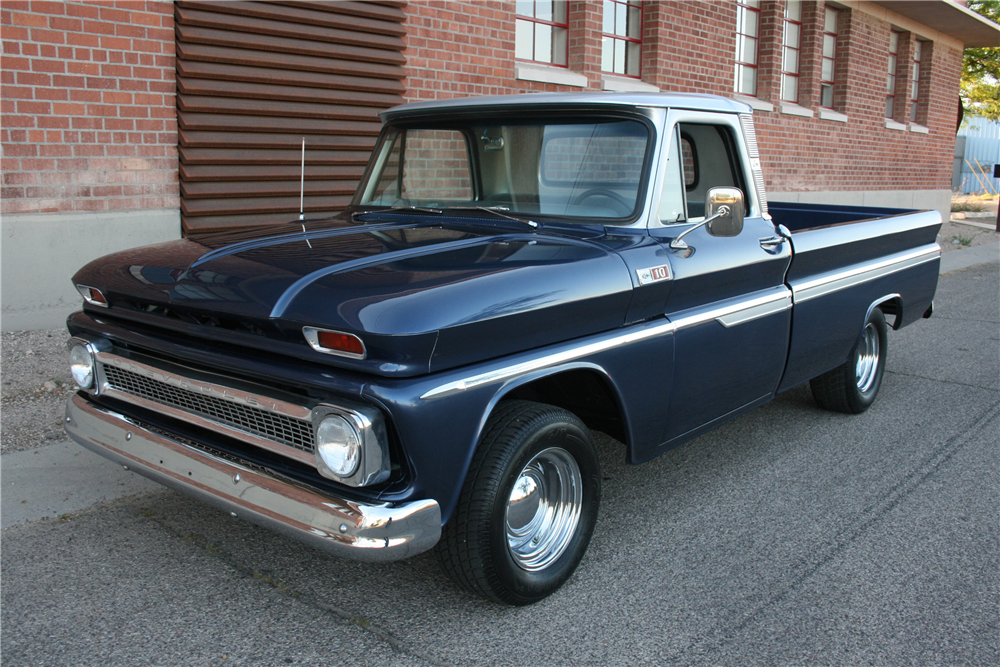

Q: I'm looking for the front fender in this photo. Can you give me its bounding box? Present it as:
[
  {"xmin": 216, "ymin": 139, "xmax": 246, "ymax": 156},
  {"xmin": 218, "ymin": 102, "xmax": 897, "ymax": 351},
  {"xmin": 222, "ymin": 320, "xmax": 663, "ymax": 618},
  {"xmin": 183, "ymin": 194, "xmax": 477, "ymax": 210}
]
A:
[{"xmin": 364, "ymin": 319, "xmax": 675, "ymax": 524}]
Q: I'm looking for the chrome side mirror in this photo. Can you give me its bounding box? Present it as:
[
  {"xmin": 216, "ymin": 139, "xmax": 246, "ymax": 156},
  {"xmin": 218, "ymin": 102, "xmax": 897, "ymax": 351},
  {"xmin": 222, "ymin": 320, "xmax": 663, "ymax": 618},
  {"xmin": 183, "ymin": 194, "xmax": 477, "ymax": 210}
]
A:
[
  {"xmin": 669, "ymin": 187, "xmax": 746, "ymax": 251},
  {"xmin": 705, "ymin": 187, "xmax": 744, "ymax": 237}
]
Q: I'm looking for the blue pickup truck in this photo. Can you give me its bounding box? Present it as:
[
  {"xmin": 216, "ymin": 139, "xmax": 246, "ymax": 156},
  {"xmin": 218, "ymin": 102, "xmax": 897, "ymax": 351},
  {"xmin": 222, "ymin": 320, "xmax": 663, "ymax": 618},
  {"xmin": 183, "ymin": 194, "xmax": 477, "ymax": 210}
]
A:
[{"xmin": 64, "ymin": 93, "xmax": 941, "ymax": 604}]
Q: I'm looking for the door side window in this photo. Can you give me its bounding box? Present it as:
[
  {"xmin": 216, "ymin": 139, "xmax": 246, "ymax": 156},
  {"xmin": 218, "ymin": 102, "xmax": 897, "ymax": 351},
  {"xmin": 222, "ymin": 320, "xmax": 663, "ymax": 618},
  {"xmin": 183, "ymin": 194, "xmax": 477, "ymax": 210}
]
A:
[
  {"xmin": 657, "ymin": 127, "xmax": 686, "ymax": 223},
  {"xmin": 660, "ymin": 122, "xmax": 746, "ymax": 223}
]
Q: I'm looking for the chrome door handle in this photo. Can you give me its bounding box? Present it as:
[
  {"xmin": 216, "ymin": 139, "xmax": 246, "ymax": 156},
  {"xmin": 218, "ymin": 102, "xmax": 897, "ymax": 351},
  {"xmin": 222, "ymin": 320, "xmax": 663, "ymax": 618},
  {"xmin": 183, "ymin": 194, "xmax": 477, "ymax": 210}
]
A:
[{"xmin": 759, "ymin": 236, "xmax": 785, "ymax": 250}]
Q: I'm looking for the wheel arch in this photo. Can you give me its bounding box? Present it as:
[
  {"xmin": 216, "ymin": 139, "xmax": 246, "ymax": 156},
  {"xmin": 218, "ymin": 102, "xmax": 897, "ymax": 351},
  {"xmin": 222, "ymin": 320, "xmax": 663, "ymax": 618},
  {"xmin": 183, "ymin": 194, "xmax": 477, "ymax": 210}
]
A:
[
  {"xmin": 867, "ymin": 293, "xmax": 903, "ymax": 331},
  {"xmin": 480, "ymin": 363, "xmax": 631, "ymax": 455}
]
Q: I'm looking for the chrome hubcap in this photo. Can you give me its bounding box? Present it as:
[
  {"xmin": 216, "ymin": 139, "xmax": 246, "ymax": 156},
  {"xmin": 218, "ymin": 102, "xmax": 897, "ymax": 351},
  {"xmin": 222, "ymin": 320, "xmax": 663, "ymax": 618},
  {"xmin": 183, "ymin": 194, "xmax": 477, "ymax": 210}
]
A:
[
  {"xmin": 855, "ymin": 322, "xmax": 880, "ymax": 392},
  {"xmin": 505, "ymin": 447, "xmax": 582, "ymax": 572}
]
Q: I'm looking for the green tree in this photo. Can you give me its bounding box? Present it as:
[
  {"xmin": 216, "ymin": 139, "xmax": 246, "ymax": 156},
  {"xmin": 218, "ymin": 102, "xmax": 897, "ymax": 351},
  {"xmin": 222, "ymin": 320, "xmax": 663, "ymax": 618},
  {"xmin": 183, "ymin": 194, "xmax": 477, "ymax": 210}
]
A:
[{"xmin": 962, "ymin": 0, "xmax": 1000, "ymax": 121}]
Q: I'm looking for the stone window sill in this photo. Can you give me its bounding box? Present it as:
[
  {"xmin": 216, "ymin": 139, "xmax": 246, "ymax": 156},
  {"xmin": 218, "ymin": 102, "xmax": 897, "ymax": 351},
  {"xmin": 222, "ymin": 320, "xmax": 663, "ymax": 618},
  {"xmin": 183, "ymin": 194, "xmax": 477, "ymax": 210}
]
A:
[
  {"xmin": 885, "ymin": 119, "xmax": 908, "ymax": 131},
  {"xmin": 733, "ymin": 95, "xmax": 774, "ymax": 113},
  {"xmin": 818, "ymin": 108, "xmax": 848, "ymax": 123},
  {"xmin": 515, "ymin": 63, "xmax": 587, "ymax": 88},
  {"xmin": 909, "ymin": 123, "xmax": 929, "ymax": 134},
  {"xmin": 601, "ymin": 75, "xmax": 659, "ymax": 92},
  {"xmin": 779, "ymin": 102, "xmax": 815, "ymax": 118}
]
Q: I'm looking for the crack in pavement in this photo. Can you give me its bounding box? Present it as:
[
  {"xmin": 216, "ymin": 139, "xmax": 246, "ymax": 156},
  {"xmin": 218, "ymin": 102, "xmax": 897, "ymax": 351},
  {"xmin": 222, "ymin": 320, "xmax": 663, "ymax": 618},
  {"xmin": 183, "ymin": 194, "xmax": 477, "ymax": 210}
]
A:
[
  {"xmin": 928, "ymin": 316, "xmax": 1000, "ymax": 324},
  {"xmin": 659, "ymin": 400, "xmax": 1000, "ymax": 663},
  {"xmin": 885, "ymin": 369, "xmax": 999, "ymax": 393},
  {"xmin": 146, "ymin": 518, "xmax": 454, "ymax": 667}
]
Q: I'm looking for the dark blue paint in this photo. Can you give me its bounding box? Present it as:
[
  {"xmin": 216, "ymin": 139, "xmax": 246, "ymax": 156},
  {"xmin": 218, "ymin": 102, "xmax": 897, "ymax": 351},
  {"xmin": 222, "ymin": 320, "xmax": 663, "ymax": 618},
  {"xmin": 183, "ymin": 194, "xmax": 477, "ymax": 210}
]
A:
[
  {"xmin": 68, "ymin": 200, "xmax": 941, "ymax": 526},
  {"xmin": 769, "ymin": 200, "xmax": 919, "ymax": 232}
]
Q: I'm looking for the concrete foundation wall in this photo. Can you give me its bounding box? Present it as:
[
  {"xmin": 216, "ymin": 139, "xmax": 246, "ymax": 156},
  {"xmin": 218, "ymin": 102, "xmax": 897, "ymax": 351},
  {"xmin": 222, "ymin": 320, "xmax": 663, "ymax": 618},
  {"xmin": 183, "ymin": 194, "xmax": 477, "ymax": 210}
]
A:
[{"xmin": 1, "ymin": 208, "xmax": 180, "ymax": 331}]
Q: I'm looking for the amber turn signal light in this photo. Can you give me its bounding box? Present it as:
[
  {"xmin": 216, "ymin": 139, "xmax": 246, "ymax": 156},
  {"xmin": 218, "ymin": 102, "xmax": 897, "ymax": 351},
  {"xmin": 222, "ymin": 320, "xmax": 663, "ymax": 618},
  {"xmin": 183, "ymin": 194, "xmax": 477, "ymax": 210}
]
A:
[
  {"xmin": 302, "ymin": 327, "xmax": 366, "ymax": 359},
  {"xmin": 76, "ymin": 284, "xmax": 109, "ymax": 308}
]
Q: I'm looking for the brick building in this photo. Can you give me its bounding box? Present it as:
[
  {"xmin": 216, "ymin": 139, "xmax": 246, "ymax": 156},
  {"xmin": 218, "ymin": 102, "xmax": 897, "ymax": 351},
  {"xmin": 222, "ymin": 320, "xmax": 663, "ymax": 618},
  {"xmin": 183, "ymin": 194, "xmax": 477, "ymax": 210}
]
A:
[{"xmin": 2, "ymin": 0, "xmax": 998, "ymax": 330}]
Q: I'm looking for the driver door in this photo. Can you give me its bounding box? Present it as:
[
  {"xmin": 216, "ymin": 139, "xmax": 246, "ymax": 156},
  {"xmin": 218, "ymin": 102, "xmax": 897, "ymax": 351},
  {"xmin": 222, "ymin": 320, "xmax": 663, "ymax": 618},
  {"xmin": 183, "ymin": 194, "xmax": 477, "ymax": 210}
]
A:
[{"xmin": 653, "ymin": 111, "xmax": 792, "ymax": 448}]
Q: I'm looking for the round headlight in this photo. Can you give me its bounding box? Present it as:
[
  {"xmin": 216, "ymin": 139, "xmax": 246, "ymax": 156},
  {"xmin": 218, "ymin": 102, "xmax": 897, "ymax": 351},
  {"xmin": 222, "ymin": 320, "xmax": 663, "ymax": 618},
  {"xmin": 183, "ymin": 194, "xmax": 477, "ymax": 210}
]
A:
[
  {"xmin": 315, "ymin": 415, "xmax": 361, "ymax": 478},
  {"xmin": 69, "ymin": 344, "xmax": 95, "ymax": 389}
]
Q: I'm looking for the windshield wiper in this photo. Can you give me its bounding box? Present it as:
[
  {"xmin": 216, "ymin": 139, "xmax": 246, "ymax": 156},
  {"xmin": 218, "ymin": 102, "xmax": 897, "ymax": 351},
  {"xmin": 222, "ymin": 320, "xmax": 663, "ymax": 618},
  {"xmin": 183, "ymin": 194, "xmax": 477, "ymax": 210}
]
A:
[
  {"xmin": 443, "ymin": 206, "xmax": 539, "ymax": 229},
  {"xmin": 352, "ymin": 205, "xmax": 443, "ymax": 222}
]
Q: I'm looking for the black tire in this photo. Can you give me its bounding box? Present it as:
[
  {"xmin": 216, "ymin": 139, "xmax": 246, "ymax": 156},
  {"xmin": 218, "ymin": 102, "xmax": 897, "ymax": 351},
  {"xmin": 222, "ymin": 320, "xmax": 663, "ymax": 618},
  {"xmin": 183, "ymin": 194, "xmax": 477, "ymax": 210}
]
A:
[
  {"xmin": 810, "ymin": 308, "xmax": 888, "ymax": 414},
  {"xmin": 436, "ymin": 400, "xmax": 600, "ymax": 605}
]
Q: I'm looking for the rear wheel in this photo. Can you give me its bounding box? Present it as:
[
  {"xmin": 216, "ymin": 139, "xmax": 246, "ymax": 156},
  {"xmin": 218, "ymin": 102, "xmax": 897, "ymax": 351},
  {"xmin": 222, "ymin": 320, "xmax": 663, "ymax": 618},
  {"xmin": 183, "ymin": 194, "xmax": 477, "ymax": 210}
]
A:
[
  {"xmin": 436, "ymin": 400, "xmax": 600, "ymax": 605},
  {"xmin": 810, "ymin": 308, "xmax": 888, "ymax": 414}
]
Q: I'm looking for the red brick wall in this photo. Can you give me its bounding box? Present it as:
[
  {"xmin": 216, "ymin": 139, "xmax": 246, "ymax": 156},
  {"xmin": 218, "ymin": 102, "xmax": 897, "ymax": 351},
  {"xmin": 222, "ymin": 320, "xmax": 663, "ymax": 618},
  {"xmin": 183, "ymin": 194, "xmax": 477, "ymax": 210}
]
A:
[
  {"xmin": 1, "ymin": 0, "xmax": 178, "ymax": 215},
  {"xmin": 402, "ymin": 1, "xmax": 607, "ymax": 100},
  {"xmin": 402, "ymin": 1, "xmax": 517, "ymax": 101},
  {"xmin": 752, "ymin": 6, "xmax": 961, "ymax": 193},
  {"xmin": 400, "ymin": 0, "xmax": 961, "ymax": 196},
  {"xmin": 0, "ymin": 1, "xmax": 962, "ymax": 216},
  {"xmin": 567, "ymin": 1, "xmax": 602, "ymax": 88},
  {"xmin": 642, "ymin": 1, "xmax": 736, "ymax": 95}
]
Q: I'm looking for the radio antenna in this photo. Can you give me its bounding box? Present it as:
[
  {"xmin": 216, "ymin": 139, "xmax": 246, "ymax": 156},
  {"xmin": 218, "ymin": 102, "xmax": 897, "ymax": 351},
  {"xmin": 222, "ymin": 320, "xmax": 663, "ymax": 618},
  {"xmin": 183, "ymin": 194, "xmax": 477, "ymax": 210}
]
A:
[
  {"xmin": 299, "ymin": 138, "xmax": 311, "ymax": 247},
  {"xmin": 299, "ymin": 137, "xmax": 305, "ymax": 221}
]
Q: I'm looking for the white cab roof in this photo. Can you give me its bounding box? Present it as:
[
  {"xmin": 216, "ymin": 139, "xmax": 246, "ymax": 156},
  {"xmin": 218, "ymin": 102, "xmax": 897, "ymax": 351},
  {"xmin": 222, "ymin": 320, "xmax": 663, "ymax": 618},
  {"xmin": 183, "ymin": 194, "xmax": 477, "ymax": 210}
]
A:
[{"xmin": 380, "ymin": 92, "xmax": 751, "ymax": 121}]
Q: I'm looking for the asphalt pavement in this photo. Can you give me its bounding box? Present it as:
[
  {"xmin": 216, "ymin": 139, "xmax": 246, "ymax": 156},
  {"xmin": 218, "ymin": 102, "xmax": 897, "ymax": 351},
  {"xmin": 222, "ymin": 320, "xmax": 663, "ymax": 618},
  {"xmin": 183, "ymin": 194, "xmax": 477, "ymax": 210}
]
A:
[{"xmin": 2, "ymin": 245, "xmax": 997, "ymax": 666}]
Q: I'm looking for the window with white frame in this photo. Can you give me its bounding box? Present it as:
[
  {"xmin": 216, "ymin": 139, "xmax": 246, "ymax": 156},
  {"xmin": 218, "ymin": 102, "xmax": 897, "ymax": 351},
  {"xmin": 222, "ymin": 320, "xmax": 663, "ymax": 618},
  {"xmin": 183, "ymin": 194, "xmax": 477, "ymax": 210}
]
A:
[
  {"xmin": 909, "ymin": 40, "xmax": 923, "ymax": 122},
  {"xmin": 515, "ymin": 1, "xmax": 569, "ymax": 67},
  {"xmin": 602, "ymin": 0, "xmax": 642, "ymax": 77},
  {"xmin": 885, "ymin": 30, "xmax": 900, "ymax": 118},
  {"xmin": 820, "ymin": 7, "xmax": 838, "ymax": 108},
  {"xmin": 780, "ymin": 0, "xmax": 802, "ymax": 103},
  {"xmin": 734, "ymin": 0, "xmax": 760, "ymax": 96}
]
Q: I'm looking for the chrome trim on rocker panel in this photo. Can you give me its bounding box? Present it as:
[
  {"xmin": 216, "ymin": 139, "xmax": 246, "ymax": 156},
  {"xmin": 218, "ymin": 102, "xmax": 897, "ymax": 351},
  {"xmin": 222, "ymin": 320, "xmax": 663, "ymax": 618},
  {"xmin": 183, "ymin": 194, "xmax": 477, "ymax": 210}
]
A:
[
  {"xmin": 64, "ymin": 394, "xmax": 441, "ymax": 562},
  {"xmin": 420, "ymin": 289, "xmax": 791, "ymax": 401},
  {"xmin": 792, "ymin": 245, "xmax": 940, "ymax": 304},
  {"xmin": 94, "ymin": 351, "xmax": 318, "ymax": 466}
]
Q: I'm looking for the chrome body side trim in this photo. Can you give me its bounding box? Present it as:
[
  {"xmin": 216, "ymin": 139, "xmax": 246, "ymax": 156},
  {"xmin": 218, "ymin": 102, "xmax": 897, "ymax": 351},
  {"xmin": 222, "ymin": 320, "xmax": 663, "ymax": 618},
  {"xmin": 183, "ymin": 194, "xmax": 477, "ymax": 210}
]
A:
[
  {"xmin": 715, "ymin": 291, "xmax": 793, "ymax": 328},
  {"xmin": 421, "ymin": 319, "xmax": 678, "ymax": 400},
  {"xmin": 64, "ymin": 393, "xmax": 441, "ymax": 562},
  {"xmin": 420, "ymin": 288, "xmax": 791, "ymax": 401},
  {"xmin": 792, "ymin": 245, "xmax": 941, "ymax": 303},
  {"xmin": 672, "ymin": 287, "xmax": 792, "ymax": 330}
]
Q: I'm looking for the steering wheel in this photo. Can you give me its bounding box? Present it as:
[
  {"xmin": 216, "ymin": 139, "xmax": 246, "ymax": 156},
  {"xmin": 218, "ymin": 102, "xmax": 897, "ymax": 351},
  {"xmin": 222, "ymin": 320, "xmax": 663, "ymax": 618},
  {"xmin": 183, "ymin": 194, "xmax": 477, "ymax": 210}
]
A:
[{"xmin": 572, "ymin": 189, "xmax": 633, "ymax": 216}]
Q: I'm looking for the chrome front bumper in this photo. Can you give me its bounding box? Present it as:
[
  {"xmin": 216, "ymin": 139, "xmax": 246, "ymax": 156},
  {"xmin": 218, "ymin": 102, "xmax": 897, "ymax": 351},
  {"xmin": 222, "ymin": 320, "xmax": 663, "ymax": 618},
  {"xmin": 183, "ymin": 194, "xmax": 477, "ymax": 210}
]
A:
[{"xmin": 64, "ymin": 393, "xmax": 441, "ymax": 562}]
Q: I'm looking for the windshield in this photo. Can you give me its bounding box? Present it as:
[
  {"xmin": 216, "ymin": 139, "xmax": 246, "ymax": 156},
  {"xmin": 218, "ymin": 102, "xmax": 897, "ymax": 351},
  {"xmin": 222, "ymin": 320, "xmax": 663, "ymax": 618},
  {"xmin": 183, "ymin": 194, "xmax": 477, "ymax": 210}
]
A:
[{"xmin": 353, "ymin": 116, "xmax": 652, "ymax": 222}]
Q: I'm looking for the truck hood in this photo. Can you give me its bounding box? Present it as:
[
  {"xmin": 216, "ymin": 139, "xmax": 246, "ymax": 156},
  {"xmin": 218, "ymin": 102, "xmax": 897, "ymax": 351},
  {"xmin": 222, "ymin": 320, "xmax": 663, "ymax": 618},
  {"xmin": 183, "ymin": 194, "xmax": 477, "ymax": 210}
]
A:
[{"xmin": 73, "ymin": 217, "xmax": 635, "ymax": 375}]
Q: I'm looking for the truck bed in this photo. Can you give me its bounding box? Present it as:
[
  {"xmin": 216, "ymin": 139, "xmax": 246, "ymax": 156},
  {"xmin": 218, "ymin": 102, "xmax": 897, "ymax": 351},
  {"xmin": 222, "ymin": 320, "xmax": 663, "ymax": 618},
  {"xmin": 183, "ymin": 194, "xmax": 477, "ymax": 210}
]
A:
[{"xmin": 771, "ymin": 202, "xmax": 942, "ymax": 392}]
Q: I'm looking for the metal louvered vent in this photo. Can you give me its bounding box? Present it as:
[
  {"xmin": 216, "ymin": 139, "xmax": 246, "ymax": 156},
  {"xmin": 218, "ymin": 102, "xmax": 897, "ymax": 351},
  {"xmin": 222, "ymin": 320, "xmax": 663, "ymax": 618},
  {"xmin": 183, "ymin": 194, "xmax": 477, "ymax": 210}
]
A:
[
  {"xmin": 739, "ymin": 112, "xmax": 769, "ymax": 217},
  {"xmin": 176, "ymin": 1, "xmax": 407, "ymax": 235},
  {"xmin": 104, "ymin": 364, "xmax": 315, "ymax": 453}
]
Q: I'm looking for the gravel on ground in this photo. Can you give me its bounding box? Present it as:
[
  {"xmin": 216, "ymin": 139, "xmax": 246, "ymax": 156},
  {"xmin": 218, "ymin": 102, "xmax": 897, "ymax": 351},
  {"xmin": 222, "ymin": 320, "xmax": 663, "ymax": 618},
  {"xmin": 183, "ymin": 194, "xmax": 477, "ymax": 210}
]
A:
[
  {"xmin": 1, "ymin": 329, "xmax": 77, "ymax": 455},
  {"xmin": 939, "ymin": 219, "xmax": 998, "ymax": 254}
]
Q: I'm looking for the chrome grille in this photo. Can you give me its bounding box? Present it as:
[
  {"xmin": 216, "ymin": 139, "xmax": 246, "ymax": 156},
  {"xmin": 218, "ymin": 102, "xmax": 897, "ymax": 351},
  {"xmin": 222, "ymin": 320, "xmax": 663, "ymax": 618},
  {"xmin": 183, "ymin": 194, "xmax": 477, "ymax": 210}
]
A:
[{"xmin": 103, "ymin": 365, "xmax": 314, "ymax": 453}]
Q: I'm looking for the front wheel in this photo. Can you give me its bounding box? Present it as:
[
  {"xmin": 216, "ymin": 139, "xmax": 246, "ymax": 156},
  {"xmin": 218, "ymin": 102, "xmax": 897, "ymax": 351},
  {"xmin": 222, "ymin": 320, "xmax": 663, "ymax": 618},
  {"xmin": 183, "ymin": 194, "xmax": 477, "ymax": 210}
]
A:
[
  {"xmin": 810, "ymin": 308, "xmax": 888, "ymax": 414},
  {"xmin": 436, "ymin": 400, "xmax": 600, "ymax": 605}
]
